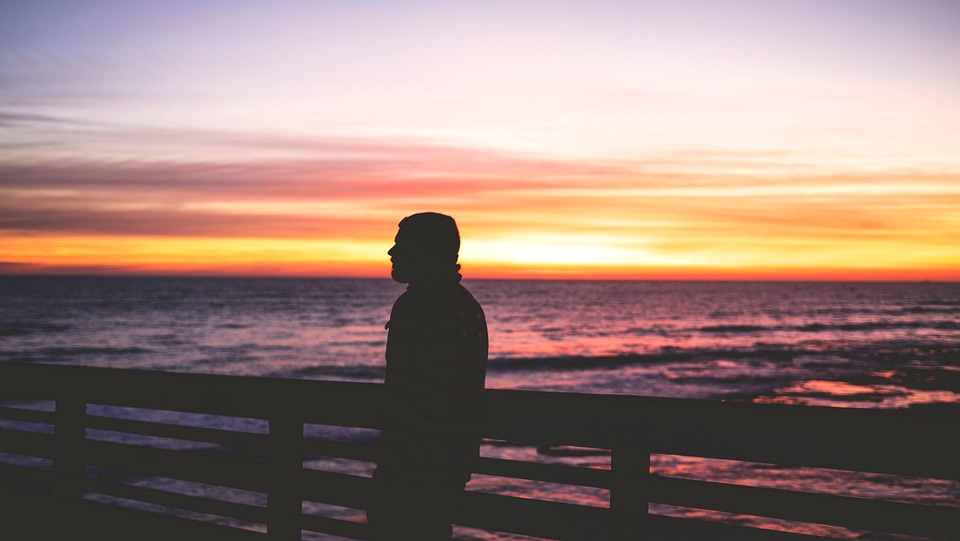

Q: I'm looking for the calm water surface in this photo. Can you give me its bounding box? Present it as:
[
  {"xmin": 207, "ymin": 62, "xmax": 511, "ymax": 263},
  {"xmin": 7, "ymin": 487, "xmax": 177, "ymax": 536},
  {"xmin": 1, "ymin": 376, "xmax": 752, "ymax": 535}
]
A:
[{"xmin": 2, "ymin": 276, "xmax": 959, "ymax": 407}]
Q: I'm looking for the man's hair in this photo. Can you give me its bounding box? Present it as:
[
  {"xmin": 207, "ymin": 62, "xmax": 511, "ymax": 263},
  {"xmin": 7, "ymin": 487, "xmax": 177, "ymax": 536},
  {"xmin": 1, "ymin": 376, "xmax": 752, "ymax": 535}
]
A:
[{"xmin": 398, "ymin": 212, "xmax": 460, "ymax": 263}]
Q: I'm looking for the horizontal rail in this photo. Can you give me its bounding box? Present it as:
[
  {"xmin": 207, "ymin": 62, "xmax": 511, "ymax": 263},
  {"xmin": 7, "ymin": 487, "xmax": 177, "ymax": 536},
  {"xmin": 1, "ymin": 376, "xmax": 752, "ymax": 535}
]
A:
[
  {"xmin": 0, "ymin": 428, "xmax": 57, "ymax": 459},
  {"xmin": 85, "ymin": 415, "xmax": 268, "ymax": 450},
  {"xmin": 456, "ymin": 490, "xmax": 614, "ymax": 541},
  {"xmin": 645, "ymin": 514, "xmax": 825, "ymax": 541},
  {"xmin": 0, "ymin": 461, "xmax": 55, "ymax": 486},
  {"xmin": 475, "ymin": 457, "xmax": 610, "ymax": 488},
  {"xmin": 1, "ymin": 485, "xmax": 270, "ymax": 541},
  {"xmin": 648, "ymin": 475, "xmax": 960, "ymax": 540},
  {"xmin": 81, "ymin": 440, "xmax": 272, "ymax": 493},
  {"xmin": 302, "ymin": 438, "xmax": 378, "ymax": 462},
  {"xmin": 482, "ymin": 389, "xmax": 960, "ymax": 481},
  {"xmin": 300, "ymin": 469, "xmax": 371, "ymax": 510},
  {"xmin": 0, "ymin": 406, "xmax": 55, "ymax": 425},
  {"xmin": 85, "ymin": 478, "xmax": 270, "ymax": 524},
  {"xmin": 300, "ymin": 514, "xmax": 369, "ymax": 539}
]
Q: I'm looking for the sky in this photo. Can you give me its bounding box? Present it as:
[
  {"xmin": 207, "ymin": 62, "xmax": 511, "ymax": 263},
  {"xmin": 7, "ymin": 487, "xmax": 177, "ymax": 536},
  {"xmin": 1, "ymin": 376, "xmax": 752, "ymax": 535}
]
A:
[{"xmin": 1, "ymin": 0, "xmax": 959, "ymax": 280}]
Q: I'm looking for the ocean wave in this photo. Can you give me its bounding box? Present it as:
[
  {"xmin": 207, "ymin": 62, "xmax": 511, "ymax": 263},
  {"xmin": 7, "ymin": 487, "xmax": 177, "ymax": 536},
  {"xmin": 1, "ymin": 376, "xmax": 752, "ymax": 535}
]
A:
[
  {"xmin": 36, "ymin": 346, "xmax": 152, "ymax": 356},
  {"xmin": 698, "ymin": 325, "xmax": 768, "ymax": 333},
  {"xmin": 895, "ymin": 306, "xmax": 960, "ymax": 315},
  {"xmin": 917, "ymin": 299, "xmax": 960, "ymax": 307},
  {"xmin": 486, "ymin": 349, "xmax": 793, "ymax": 372},
  {"xmin": 214, "ymin": 323, "xmax": 248, "ymax": 329},
  {"xmin": 282, "ymin": 364, "xmax": 384, "ymax": 380},
  {"xmin": 695, "ymin": 320, "xmax": 960, "ymax": 334},
  {"xmin": 799, "ymin": 321, "xmax": 960, "ymax": 332},
  {"xmin": 0, "ymin": 322, "xmax": 71, "ymax": 336}
]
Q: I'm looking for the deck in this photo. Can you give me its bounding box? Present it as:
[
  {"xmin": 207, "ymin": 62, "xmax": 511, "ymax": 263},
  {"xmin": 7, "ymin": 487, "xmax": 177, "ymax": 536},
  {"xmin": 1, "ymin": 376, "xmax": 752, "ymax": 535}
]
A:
[{"xmin": 0, "ymin": 362, "xmax": 957, "ymax": 540}]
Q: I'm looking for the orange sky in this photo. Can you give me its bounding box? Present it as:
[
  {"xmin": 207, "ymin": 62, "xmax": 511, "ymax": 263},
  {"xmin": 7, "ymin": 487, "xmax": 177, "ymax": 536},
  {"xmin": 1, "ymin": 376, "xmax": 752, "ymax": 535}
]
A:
[
  {"xmin": 2, "ymin": 1, "xmax": 959, "ymax": 280},
  {"xmin": 2, "ymin": 147, "xmax": 957, "ymax": 280}
]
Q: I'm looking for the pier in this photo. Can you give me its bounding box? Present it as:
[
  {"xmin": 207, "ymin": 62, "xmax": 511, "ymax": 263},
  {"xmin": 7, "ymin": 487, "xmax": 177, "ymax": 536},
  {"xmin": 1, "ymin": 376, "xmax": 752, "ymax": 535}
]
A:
[{"xmin": 0, "ymin": 362, "xmax": 957, "ymax": 540}]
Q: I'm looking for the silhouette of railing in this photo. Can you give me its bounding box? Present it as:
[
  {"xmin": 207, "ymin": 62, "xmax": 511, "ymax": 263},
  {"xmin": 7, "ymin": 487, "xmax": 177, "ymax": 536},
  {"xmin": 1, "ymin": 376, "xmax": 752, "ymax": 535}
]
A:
[{"xmin": 0, "ymin": 362, "xmax": 957, "ymax": 540}]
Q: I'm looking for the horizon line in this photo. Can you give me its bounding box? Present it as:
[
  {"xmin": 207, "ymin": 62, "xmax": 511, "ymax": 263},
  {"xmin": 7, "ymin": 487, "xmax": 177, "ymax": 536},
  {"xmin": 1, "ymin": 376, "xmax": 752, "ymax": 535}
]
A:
[{"xmin": 1, "ymin": 272, "xmax": 955, "ymax": 284}]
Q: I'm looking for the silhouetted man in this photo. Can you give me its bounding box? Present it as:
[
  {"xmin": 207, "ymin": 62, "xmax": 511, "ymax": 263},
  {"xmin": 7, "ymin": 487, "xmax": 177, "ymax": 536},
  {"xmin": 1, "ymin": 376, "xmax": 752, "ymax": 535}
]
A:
[{"xmin": 367, "ymin": 212, "xmax": 488, "ymax": 540}]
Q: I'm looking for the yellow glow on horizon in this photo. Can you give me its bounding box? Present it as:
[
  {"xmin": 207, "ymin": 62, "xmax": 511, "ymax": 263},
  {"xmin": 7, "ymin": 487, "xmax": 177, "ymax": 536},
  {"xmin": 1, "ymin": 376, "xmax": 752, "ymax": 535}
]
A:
[
  {"xmin": 0, "ymin": 236, "xmax": 387, "ymax": 275},
  {"xmin": 3, "ymin": 231, "xmax": 958, "ymax": 282},
  {"xmin": 467, "ymin": 235, "xmax": 652, "ymax": 266}
]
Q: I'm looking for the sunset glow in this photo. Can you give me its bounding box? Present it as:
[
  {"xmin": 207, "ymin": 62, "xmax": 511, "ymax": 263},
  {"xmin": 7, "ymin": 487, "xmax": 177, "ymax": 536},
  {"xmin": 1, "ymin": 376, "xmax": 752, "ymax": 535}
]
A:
[{"xmin": 2, "ymin": 1, "xmax": 958, "ymax": 280}]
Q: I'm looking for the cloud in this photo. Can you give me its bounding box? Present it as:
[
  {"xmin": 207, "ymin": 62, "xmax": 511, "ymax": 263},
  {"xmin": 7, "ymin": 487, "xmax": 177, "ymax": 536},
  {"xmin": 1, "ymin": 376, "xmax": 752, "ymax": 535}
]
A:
[
  {"xmin": 0, "ymin": 111, "xmax": 99, "ymax": 128},
  {"xmin": 2, "ymin": 143, "xmax": 959, "ymax": 240},
  {"xmin": 1, "ymin": 134, "xmax": 958, "ymax": 278},
  {"xmin": 0, "ymin": 261, "xmax": 32, "ymax": 271}
]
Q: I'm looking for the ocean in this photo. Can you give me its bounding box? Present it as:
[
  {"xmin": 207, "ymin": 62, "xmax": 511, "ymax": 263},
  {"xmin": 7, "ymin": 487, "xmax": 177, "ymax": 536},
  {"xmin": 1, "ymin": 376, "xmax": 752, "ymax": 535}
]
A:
[
  {"xmin": 2, "ymin": 276, "xmax": 959, "ymax": 407},
  {"xmin": 2, "ymin": 276, "xmax": 959, "ymax": 539}
]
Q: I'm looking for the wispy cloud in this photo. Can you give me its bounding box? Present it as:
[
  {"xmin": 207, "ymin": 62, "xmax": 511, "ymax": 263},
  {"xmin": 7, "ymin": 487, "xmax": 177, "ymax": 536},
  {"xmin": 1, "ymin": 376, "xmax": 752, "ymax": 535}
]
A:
[{"xmin": 0, "ymin": 111, "xmax": 95, "ymax": 128}]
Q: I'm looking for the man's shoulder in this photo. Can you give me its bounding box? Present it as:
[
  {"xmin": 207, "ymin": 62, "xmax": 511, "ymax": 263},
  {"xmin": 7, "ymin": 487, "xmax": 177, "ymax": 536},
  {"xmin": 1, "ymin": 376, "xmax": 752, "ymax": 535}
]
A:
[
  {"xmin": 392, "ymin": 289, "xmax": 429, "ymax": 312},
  {"xmin": 389, "ymin": 290, "xmax": 433, "ymax": 329},
  {"xmin": 457, "ymin": 284, "xmax": 483, "ymax": 309}
]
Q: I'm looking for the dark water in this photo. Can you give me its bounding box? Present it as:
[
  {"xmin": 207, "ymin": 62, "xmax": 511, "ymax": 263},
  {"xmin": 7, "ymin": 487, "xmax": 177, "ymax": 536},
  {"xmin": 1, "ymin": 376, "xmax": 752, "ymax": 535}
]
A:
[
  {"xmin": 2, "ymin": 276, "xmax": 959, "ymax": 407},
  {"xmin": 2, "ymin": 276, "xmax": 959, "ymax": 539}
]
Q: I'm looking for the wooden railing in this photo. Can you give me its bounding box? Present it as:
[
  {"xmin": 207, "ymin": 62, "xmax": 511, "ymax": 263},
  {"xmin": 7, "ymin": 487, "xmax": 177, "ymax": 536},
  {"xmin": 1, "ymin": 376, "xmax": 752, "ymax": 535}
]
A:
[{"xmin": 0, "ymin": 362, "xmax": 957, "ymax": 540}]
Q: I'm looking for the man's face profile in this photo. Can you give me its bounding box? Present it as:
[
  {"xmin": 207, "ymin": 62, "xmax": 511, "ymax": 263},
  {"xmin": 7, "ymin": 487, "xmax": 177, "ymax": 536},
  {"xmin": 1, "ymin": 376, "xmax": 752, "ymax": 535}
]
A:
[{"xmin": 388, "ymin": 230, "xmax": 417, "ymax": 283}]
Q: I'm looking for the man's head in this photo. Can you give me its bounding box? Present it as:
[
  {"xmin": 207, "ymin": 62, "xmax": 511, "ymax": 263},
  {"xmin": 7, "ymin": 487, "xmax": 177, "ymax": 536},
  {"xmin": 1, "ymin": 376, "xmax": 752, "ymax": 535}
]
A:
[{"xmin": 388, "ymin": 212, "xmax": 460, "ymax": 283}]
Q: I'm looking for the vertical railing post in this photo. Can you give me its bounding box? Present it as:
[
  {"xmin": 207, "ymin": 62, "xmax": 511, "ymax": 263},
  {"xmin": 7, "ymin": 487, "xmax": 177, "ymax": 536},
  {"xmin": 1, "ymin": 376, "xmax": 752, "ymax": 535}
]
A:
[
  {"xmin": 268, "ymin": 404, "xmax": 303, "ymax": 541},
  {"xmin": 610, "ymin": 441, "xmax": 650, "ymax": 540},
  {"xmin": 53, "ymin": 391, "xmax": 86, "ymax": 501}
]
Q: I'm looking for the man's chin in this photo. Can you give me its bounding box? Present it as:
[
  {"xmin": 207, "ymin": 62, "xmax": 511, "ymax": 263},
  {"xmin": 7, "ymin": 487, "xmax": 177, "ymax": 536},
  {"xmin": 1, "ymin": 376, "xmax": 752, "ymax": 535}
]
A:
[{"xmin": 390, "ymin": 269, "xmax": 409, "ymax": 283}]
